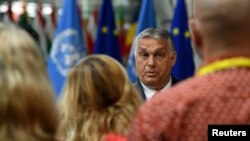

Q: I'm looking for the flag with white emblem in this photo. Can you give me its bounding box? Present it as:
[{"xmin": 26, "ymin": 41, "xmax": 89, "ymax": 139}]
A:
[{"xmin": 47, "ymin": 0, "xmax": 86, "ymax": 98}]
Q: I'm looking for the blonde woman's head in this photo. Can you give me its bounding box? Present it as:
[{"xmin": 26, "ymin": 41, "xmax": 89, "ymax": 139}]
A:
[
  {"xmin": 59, "ymin": 55, "xmax": 142, "ymax": 141},
  {"xmin": 0, "ymin": 24, "xmax": 59, "ymax": 141}
]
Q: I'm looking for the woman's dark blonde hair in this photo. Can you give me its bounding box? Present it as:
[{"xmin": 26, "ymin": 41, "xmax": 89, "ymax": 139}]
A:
[
  {"xmin": 0, "ymin": 24, "xmax": 59, "ymax": 141},
  {"xmin": 59, "ymin": 55, "xmax": 142, "ymax": 141}
]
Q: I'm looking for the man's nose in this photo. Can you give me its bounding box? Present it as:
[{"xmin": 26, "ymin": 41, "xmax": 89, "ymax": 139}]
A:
[{"xmin": 147, "ymin": 55, "xmax": 156, "ymax": 67}]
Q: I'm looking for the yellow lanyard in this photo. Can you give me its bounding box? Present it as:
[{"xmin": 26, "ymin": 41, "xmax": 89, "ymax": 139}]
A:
[{"xmin": 197, "ymin": 57, "xmax": 250, "ymax": 76}]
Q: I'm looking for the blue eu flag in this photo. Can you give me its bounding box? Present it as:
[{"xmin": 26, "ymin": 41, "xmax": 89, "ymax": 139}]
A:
[
  {"xmin": 171, "ymin": 0, "xmax": 195, "ymax": 80},
  {"xmin": 126, "ymin": 0, "xmax": 156, "ymax": 83},
  {"xmin": 47, "ymin": 0, "xmax": 86, "ymax": 98},
  {"xmin": 94, "ymin": 0, "xmax": 122, "ymax": 63}
]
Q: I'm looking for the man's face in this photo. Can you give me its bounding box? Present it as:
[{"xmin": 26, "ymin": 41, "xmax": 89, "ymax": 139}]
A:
[{"xmin": 135, "ymin": 37, "xmax": 176, "ymax": 90}]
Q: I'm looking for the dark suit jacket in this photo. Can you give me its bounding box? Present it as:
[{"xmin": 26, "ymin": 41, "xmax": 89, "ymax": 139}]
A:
[{"xmin": 134, "ymin": 76, "xmax": 179, "ymax": 101}]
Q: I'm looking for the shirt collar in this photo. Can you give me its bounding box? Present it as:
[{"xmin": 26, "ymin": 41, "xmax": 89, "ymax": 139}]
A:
[{"xmin": 140, "ymin": 77, "xmax": 172, "ymax": 100}]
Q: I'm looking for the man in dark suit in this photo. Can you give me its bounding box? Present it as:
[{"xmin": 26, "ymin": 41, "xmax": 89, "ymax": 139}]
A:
[{"xmin": 134, "ymin": 28, "xmax": 179, "ymax": 100}]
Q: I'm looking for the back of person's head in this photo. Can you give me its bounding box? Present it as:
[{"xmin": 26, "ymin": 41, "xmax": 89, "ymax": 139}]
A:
[
  {"xmin": 0, "ymin": 24, "xmax": 59, "ymax": 141},
  {"xmin": 189, "ymin": 0, "xmax": 250, "ymax": 59},
  {"xmin": 59, "ymin": 55, "xmax": 142, "ymax": 141}
]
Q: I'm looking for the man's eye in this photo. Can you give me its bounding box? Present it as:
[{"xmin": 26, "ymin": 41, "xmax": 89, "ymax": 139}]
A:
[
  {"xmin": 156, "ymin": 53, "xmax": 164, "ymax": 58},
  {"xmin": 142, "ymin": 53, "xmax": 148, "ymax": 57},
  {"xmin": 140, "ymin": 53, "xmax": 149, "ymax": 58}
]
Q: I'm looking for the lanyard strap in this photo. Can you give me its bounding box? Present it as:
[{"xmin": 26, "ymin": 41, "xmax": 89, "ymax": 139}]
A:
[{"xmin": 197, "ymin": 57, "xmax": 250, "ymax": 76}]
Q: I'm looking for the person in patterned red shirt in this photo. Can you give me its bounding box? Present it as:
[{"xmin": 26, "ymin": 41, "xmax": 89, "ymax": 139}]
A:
[{"xmin": 128, "ymin": 0, "xmax": 250, "ymax": 140}]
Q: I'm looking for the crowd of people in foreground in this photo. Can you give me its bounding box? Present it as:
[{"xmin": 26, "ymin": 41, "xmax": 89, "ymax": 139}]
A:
[{"xmin": 1, "ymin": 0, "xmax": 250, "ymax": 141}]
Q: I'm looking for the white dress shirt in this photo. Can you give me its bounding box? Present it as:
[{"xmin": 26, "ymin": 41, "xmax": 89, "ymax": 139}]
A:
[{"xmin": 140, "ymin": 77, "xmax": 172, "ymax": 100}]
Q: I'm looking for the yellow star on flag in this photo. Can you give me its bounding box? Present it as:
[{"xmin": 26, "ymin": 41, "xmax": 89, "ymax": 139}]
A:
[
  {"xmin": 102, "ymin": 26, "xmax": 108, "ymax": 33},
  {"xmin": 173, "ymin": 28, "xmax": 179, "ymax": 36},
  {"xmin": 184, "ymin": 31, "xmax": 190, "ymax": 38}
]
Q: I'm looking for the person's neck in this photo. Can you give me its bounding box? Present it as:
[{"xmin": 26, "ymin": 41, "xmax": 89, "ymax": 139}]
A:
[
  {"xmin": 153, "ymin": 77, "xmax": 171, "ymax": 91},
  {"xmin": 201, "ymin": 48, "xmax": 250, "ymax": 66},
  {"xmin": 202, "ymin": 43, "xmax": 250, "ymax": 60}
]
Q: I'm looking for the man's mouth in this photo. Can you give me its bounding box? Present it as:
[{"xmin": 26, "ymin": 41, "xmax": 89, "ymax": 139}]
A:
[{"xmin": 146, "ymin": 71, "xmax": 157, "ymax": 77}]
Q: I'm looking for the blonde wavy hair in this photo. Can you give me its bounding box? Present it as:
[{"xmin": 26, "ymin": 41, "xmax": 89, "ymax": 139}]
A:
[
  {"xmin": 58, "ymin": 55, "xmax": 142, "ymax": 141},
  {"xmin": 0, "ymin": 24, "xmax": 59, "ymax": 141}
]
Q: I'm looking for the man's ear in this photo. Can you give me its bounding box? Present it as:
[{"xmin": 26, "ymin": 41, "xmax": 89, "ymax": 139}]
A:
[
  {"xmin": 189, "ymin": 19, "xmax": 202, "ymax": 51},
  {"xmin": 171, "ymin": 51, "xmax": 177, "ymax": 67}
]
